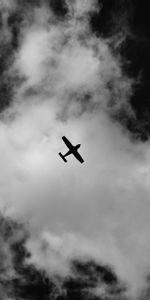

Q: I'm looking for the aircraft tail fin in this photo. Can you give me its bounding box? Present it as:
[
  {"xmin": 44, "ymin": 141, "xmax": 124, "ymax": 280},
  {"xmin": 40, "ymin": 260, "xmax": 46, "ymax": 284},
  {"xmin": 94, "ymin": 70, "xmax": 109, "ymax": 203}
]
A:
[{"xmin": 59, "ymin": 152, "xmax": 67, "ymax": 162}]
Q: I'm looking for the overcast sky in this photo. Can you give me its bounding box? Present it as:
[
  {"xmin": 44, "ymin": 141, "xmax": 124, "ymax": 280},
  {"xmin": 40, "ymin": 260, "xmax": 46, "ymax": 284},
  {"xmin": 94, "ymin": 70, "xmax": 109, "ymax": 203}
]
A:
[{"xmin": 0, "ymin": 1, "xmax": 150, "ymax": 299}]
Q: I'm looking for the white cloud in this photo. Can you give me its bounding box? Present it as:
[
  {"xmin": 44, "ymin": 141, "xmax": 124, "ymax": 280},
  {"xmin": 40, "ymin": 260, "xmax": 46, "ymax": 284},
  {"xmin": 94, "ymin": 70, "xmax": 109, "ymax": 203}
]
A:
[
  {"xmin": 15, "ymin": 28, "xmax": 50, "ymax": 86},
  {"xmin": 66, "ymin": 0, "xmax": 99, "ymax": 17},
  {"xmin": 0, "ymin": 1, "xmax": 150, "ymax": 298}
]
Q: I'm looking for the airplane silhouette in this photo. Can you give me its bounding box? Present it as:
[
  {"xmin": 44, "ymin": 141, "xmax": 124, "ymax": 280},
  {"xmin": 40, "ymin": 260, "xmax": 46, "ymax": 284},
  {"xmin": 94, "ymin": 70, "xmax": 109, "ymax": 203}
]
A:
[{"xmin": 59, "ymin": 136, "xmax": 84, "ymax": 163}]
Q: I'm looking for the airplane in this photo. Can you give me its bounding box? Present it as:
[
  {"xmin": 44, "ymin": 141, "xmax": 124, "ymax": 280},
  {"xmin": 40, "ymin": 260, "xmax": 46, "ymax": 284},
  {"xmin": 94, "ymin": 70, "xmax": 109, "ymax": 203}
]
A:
[{"xmin": 59, "ymin": 136, "xmax": 84, "ymax": 163}]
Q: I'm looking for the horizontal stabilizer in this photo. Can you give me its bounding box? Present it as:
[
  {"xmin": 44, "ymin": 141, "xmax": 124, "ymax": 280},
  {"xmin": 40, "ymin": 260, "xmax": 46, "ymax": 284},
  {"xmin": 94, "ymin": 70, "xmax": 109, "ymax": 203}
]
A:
[{"xmin": 59, "ymin": 152, "xmax": 67, "ymax": 162}]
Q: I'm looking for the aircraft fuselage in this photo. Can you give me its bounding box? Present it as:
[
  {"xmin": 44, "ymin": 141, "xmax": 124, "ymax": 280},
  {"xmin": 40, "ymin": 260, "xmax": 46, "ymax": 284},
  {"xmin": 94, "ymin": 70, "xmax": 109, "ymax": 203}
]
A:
[{"xmin": 59, "ymin": 137, "xmax": 84, "ymax": 163}]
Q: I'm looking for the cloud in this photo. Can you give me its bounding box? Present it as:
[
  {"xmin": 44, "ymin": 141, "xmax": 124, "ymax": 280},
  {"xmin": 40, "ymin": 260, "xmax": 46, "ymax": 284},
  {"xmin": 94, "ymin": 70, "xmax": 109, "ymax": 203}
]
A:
[
  {"xmin": 0, "ymin": 0, "xmax": 16, "ymax": 11},
  {"xmin": 0, "ymin": 0, "xmax": 150, "ymax": 298},
  {"xmin": 0, "ymin": 213, "xmax": 29, "ymax": 300}
]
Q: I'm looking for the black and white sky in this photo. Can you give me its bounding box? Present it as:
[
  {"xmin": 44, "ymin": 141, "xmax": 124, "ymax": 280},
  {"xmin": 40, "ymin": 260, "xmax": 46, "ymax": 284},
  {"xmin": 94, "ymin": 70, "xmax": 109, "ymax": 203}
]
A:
[{"xmin": 0, "ymin": 1, "xmax": 150, "ymax": 299}]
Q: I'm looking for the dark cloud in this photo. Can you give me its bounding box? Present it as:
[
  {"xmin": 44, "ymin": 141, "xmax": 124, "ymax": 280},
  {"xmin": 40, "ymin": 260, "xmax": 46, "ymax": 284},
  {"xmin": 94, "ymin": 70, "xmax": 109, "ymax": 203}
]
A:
[
  {"xmin": 0, "ymin": 214, "xmax": 128, "ymax": 300},
  {"xmin": 48, "ymin": 0, "xmax": 68, "ymax": 17}
]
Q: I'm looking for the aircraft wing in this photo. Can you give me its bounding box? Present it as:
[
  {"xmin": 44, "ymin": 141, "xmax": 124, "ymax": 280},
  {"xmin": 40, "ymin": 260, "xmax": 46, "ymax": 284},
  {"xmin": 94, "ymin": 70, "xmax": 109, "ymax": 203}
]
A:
[
  {"xmin": 62, "ymin": 136, "xmax": 73, "ymax": 149},
  {"xmin": 73, "ymin": 151, "xmax": 84, "ymax": 163}
]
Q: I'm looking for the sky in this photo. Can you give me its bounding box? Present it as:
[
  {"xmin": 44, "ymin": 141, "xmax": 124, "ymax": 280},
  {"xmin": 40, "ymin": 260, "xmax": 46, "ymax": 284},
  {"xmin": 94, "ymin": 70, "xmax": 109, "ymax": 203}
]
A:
[{"xmin": 0, "ymin": 1, "xmax": 150, "ymax": 299}]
